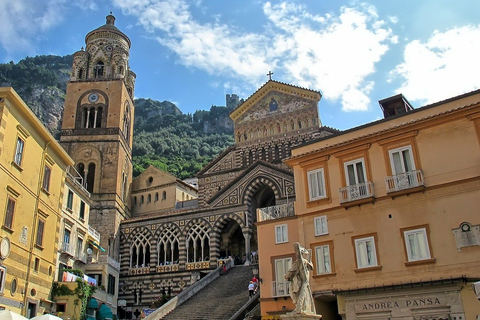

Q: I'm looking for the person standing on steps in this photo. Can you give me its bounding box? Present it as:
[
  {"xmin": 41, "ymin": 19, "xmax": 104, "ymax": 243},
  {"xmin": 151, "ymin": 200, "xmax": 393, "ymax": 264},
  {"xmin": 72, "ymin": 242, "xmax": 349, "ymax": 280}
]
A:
[{"xmin": 248, "ymin": 281, "xmax": 255, "ymax": 298}]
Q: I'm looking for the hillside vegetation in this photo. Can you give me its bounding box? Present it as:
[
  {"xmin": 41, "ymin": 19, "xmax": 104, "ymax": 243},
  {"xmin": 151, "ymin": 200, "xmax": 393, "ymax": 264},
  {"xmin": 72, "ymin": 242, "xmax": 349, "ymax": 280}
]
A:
[{"xmin": 0, "ymin": 55, "xmax": 236, "ymax": 179}]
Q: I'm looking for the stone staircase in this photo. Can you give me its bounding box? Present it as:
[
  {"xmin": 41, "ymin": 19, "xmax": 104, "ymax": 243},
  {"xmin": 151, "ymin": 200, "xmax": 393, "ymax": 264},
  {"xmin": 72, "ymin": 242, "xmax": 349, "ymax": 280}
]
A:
[{"xmin": 161, "ymin": 265, "xmax": 257, "ymax": 320}]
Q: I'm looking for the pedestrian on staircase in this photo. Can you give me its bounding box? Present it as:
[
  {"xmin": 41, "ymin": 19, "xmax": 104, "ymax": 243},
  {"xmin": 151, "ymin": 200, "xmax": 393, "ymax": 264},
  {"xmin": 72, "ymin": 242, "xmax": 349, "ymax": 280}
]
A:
[{"xmin": 248, "ymin": 281, "xmax": 255, "ymax": 298}]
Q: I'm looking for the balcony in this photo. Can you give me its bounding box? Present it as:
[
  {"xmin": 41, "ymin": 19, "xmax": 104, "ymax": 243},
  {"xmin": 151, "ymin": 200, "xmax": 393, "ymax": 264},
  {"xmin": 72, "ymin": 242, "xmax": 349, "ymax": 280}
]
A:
[
  {"xmin": 60, "ymin": 242, "xmax": 76, "ymax": 257},
  {"xmin": 339, "ymin": 181, "xmax": 375, "ymax": 207},
  {"xmin": 272, "ymin": 281, "xmax": 290, "ymax": 297},
  {"xmin": 76, "ymin": 251, "xmax": 87, "ymax": 264},
  {"xmin": 257, "ymin": 203, "xmax": 295, "ymax": 222},
  {"xmin": 385, "ymin": 170, "xmax": 425, "ymax": 197},
  {"xmin": 88, "ymin": 225, "xmax": 101, "ymax": 243},
  {"xmin": 98, "ymin": 255, "xmax": 120, "ymax": 270}
]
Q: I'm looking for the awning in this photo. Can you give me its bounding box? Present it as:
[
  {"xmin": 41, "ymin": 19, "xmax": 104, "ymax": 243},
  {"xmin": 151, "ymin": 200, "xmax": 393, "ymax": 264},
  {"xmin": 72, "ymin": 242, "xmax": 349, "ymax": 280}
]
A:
[
  {"xmin": 97, "ymin": 304, "xmax": 113, "ymax": 320},
  {"xmin": 87, "ymin": 298, "xmax": 98, "ymax": 309},
  {"xmin": 90, "ymin": 241, "xmax": 106, "ymax": 252}
]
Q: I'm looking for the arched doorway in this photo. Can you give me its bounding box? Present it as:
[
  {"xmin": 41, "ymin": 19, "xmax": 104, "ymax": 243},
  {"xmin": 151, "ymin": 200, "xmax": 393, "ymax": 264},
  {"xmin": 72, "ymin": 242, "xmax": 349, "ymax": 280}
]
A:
[
  {"xmin": 249, "ymin": 185, "xmax": 276, "ymax": 254},
  {"xmin": 219, "ymin": 219, "xmax": 245, "ymax": 264}
]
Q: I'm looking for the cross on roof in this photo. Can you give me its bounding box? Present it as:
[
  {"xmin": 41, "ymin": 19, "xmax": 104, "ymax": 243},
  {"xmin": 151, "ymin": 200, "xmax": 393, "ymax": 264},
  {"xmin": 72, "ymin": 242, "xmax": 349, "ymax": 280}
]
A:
[{"xmin": 267, "ymin": 71, "xmax": 274, "ymax": 80}]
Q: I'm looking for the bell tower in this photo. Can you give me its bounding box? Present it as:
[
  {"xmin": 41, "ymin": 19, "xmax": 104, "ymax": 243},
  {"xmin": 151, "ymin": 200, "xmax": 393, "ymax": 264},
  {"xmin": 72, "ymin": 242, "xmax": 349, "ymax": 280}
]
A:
[{"xmin": 60, "ymin": 14, "xmax": 136, "ymax": 260}]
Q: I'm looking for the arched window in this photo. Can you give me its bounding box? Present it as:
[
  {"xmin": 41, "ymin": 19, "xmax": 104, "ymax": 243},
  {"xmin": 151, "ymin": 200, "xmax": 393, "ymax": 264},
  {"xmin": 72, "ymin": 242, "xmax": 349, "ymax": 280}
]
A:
[
  {"xmin": 130, "ymin": 233, "xmax": 151, "ymax": 267},
  {"xmin": 186, "ymin": 224, "xmax": 210, "ymax": 262},
  {"xmin": 121, "ymin": 172, "xmax": 128, "ymax": 201},
  {"xmin": 155, "ymin": 192, "xmax": 159, "ymax": 202},
  {"xmin": 248, "ymin": 150, "xmax": 253, "ymax": 165},
  {"xmin": 157, "ymin": 227, "xmax": 179, "ymax": 265},
  {"xmin": 86, "ymin": 163, "xmax": 95, "ymax": 193},
  {"xmin": 123, "ymin": 102, "xmax": 130, "ymax": 141},
  {"xmin": 119, "ymin": 65, "xmax": 124, "ymax": 76},
  {"xmin": 182, "ymin": 192, "xmax": 185, "ymax": 201},
  {"xmin": 147, "ymin": 194, "xmax": 151, "ymax": 203},
  {"xmin": 134, "ymin": 196, "xmax": 137, "ymax": 205},
  {"xmin": 83, "ymin": 106, "xmax": 103, "ymax": 128},
  {"xmin": 94, "ymin": 61, "xmax": 104, "ymax": 78},
  {"xmin": 162, "ymin": 191, "xmax": 166, "ymax": 200},
  {"xmin": 78, "ymin": 68, "xmax": 84, "ymax": 79},
  {"xmin": 77, "ymin": 162, "xmax": 86, "ymax": 187},
  {"xmin": 141, "ymin": 195, "xmax": 144, "ymax": 204}
]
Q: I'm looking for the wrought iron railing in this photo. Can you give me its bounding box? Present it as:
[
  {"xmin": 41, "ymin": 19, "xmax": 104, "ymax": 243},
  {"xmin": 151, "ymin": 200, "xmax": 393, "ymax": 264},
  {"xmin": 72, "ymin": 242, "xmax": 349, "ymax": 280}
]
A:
[
  {"xmin": 339, "ymin": 181, "xmax": 374, "ymax": 203},
  {"xmin": 257, "ymin": 203, "xmax": 295, "ymax": 222},
  {"xmin": 271, "ymin": 281, "xmax": 290, "ymax": 297},
  {"xmin": 385, "ymin": 170, "xmax": 424, "ymax": 193},
  {"xmin": 61, "ymin": 242, "xmax": 76, "ymax": 256}
]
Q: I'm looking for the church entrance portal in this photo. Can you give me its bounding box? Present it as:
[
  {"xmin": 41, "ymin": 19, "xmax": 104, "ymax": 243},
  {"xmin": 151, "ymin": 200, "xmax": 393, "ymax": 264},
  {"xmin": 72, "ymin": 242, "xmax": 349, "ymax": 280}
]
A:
[{"xmin": 219, "ymin": 219, "xmax": 245, "ymax": 264}]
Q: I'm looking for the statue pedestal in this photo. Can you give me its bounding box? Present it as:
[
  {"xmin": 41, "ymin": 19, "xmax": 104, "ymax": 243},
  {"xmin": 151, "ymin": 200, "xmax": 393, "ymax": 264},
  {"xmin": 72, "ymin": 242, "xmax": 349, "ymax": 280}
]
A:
[{"xmin": 280, "ymin": 312, "xmax": 322, "ymax": 320}]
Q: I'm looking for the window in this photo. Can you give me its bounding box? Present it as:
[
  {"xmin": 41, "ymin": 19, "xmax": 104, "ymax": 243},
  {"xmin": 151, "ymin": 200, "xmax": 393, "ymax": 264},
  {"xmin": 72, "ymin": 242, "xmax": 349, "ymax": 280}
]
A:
[
  {"xmin": 275, "ymin": 224, "xmax": 288, "ymax": 244},
  {"xmin": 155, "ymin": 193, "xmax": 159, "ymax": 202},
  {"xmin": 314, "ymin": 244, "xmax": 332, "ymax": 275},
  {"xmin": 79, "ymin": 201, "xmax": 85, "ymax": 220},
  {"xmin": 4, "ymin": 197, "xmax": 16, "ymax": 230},
  {"xmin": 77, "ymin": 237, "xmax": 83, "ymax": 256},
  {"xmin": 345, "ymin": 158, "xmax": 366, "ymax": 186},
  {"xmin": 314, "ymin": 216, "xmax": 328, "ymax": 236},
  {"xmin": 162, "ymin": 191, "xmax": 167, "ymax": 200},
  {"xmin": 66, "ymin": 190, "xmax": 74, "ymax": 210},
  {"xmin": 389, "ymin": 146, "xmax": 415, "ymax": 174},
  {"xmin": 34, "ymin": 257, "xmax": 40, "ymax": 272},
  {"xmin": 0, "ymin": 266, "xmax": 5, "ymax": 293},
  {"xmin": 354, "ymin": 236, "xmax": 378, "ymax": 269},
  {"xmin": 273, "ymin": 257, "xmax": 292, "ymax": 296},
  {"xmin": 307, "ymin": 168, "xmax": 326, "ymax": 201},
  {"xmin": 42, "ymin": 165, "xmax": 51, "ymax": 192},
  {"xmin": 147, "ymin": 194, "xmax": 151, "ymax": 203},
  {"xmin": 403, "ymin": 227, "xmax": 431, "ymax": 261},
  {"xmin": 35, "ymin": 219, "xmax": 45, "ymax": 247},
  {"xmin": 63, "ymin": 229, "xmax": 71, "ymax": 244},
  {"xmin": 14, "ymin": 137, "xmax": 25, "ymax": 166},
  {"xmin": 107, "ymin": 274, "xmax": 116, "ymax": 295}
]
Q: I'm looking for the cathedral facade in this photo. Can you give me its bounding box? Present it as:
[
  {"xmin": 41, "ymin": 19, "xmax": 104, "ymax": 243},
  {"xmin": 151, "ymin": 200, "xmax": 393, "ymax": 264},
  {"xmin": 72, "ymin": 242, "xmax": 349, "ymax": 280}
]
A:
[{"xmin": 118, "ymin": 80, "xmax": 336, "ymax": 312}]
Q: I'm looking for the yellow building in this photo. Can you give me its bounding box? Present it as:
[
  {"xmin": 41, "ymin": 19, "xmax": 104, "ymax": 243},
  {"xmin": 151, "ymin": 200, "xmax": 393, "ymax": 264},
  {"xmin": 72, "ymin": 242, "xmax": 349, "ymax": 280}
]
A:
[
  {"xmin": 131, "ymin": 165, "xmax": 198, "ymax": 217},
  {"xmin": 257, "ymin": 90, "xmax": 480, "ymax": 319},
  {"xmin": 0, "ymin": 87, "xmax": 74, "ymax": 317}
]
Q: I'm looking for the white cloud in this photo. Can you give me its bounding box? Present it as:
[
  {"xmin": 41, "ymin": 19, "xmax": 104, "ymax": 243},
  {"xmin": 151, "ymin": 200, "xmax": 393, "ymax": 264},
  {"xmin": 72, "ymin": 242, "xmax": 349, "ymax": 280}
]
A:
[
  {"xmin": 113, "ymin": 0, "xmax": 394, "ymax": 112},
  {"xmin": 390, "ymin": 25, "xmax": 480, "ymax": 104}
]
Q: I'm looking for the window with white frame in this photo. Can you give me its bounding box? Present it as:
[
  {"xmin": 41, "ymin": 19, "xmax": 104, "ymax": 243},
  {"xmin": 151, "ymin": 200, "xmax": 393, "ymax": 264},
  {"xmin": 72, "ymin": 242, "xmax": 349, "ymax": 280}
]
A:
[
  {"xmin": 273, "ymin": 257, "xmax": 292, "ymax": 296},
  {"xmin": 354, "ymin": 236, "xmax": 378, "ymax": 268},
  {"xmin": 307, "ymin": 168, "xmax": 326, "ymax": 201},
  {"xmin": 275, "ymin": 224, "xmax": 288, "ymax": 244},
  {"xmin": 344, "ymin": 158, "xmax": 366, "ymax": 186},
  {"xmin": 389, "ymin": 146, "xmax": 415, "ymax": 174},
  {"xmin": 315, "ymin": 244, "xmax": 332, "ymax": 274},
  {"xmin": 314, "ymin": 216, "xmax": 328, "ymax": 236},
  {"xmin": 404, "ymin": 228, "xmax": 431, "ymax": 261}
]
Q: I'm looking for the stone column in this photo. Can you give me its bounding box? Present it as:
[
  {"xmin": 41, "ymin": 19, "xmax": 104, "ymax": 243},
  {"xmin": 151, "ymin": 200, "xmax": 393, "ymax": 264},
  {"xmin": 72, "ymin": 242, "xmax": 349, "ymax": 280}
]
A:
[{"xmin": 244, "ymin": 232, "xmax": 251, "ymax": 265}]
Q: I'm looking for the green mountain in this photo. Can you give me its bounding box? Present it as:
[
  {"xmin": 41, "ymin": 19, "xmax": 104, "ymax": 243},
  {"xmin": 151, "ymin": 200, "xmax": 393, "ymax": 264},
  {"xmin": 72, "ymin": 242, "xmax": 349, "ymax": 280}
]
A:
[{"xmin": 0, "ymin": 55, "xmax": 238, "ymax": 179}]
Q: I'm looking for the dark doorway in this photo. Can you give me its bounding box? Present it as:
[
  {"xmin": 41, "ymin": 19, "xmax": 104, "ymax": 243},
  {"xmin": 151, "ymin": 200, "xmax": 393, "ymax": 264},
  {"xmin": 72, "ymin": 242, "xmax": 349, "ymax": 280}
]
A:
[
  {"xmin": 249, "ymin": 185, "xmax": 275, "ymax": 252},
  {"xmin": 219, "ymin": 219, "xmax": 245, "ymax": 264}
]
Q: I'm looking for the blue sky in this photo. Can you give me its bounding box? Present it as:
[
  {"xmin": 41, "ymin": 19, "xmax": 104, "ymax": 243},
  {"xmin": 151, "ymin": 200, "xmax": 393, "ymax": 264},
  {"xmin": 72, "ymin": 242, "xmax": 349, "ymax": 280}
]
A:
[{"xmin": 1, "ymin": 0, "xmax": 479, "ymax": 130}]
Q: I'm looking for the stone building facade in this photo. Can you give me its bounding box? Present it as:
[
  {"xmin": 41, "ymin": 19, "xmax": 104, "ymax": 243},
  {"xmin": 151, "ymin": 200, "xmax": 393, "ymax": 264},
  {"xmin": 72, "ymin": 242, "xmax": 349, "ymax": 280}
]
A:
[{"xmin": 118, "ymin": 81, "xmax": 336, "ymax": 313}]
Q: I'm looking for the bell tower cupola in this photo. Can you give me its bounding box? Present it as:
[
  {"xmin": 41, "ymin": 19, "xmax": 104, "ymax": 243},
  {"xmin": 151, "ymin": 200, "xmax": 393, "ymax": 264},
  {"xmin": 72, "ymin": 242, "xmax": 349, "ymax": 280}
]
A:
[{"xmin": 60, "ymin": 14, "xmax": 135, "ymax": 261}]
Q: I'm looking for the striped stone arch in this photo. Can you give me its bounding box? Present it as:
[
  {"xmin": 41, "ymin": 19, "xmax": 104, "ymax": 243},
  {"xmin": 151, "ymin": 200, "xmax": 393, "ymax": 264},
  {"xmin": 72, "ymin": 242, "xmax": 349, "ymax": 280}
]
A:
[
  {"xmin": 241, "ymin": 175, "xmax": 283, "ymax": 207},
  {"xmin": 181, "ymin": 218, "xmax": 213, "ymax": 237},
  {"xmin": 153, "ymin": 222, "xmax": 182, "ymax": 239},
  {"xmin": 210, "ymin": 212, "xmax": 246, "ymax": 263},
  {"xmin": 126, "ymin": 225, "xmax": 154, "ymax": 241},
  {"xmin": 128, "ymin": 226, "xmax": 154, "ymax": 268},
  {"xmin": 212, "ymin": 212, "xmax": 246, "ymax": 234},
  {"xmin": 154, "ymin": 222, "xmax": 182, "ymax": 266}
]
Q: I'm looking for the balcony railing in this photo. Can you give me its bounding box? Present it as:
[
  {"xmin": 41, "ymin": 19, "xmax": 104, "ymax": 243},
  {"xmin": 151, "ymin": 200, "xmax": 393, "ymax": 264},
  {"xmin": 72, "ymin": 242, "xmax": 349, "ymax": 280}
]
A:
[
  {"xmin": 76, "ymin": 251, "xmax": 87, "ymax": 263},
  {"xmin": 60, "ymin": 242, "xmax": 76, "ymax": 256},
  {"xmin": 257, "ymin": 203, "xmax": 295, "ymax": 222},
  {"xmin": 98, "ymin": 255, "xmax": 120, "ymax": 270},
  {"xmin": 88, "ymin": 225, "xmax": 101, "ymax": 243},
  {"xmin": 271, "ymin": 281, "xmax": 290, "ymax": 297},
  {"xmin": 339, "ymin": 181, "xmax": 374, "ymax": 203},
  {"xmin": 385, "ymin": 170, "xmax": 424, "ymax": 193}
]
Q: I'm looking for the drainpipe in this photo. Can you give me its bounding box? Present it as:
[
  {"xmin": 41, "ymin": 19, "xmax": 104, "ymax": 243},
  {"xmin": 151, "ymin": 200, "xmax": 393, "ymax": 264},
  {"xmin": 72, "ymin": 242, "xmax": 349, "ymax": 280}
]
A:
[{"xmin": 22, "ymin": 141, "xmax": 51, "ymax": 316}]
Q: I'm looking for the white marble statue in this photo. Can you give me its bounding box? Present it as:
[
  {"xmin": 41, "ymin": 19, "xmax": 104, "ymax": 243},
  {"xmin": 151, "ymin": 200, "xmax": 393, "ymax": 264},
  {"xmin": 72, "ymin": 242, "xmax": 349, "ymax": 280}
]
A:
[{"xmin": 284, "ymin": 242, "xmax": 316, "ymax": 315}]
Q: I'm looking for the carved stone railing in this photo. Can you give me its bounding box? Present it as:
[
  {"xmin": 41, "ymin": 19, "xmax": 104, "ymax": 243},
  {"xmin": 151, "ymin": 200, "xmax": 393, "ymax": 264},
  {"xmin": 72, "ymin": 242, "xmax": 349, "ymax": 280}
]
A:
[
  {"xmin": 385, "ymin": 170, "xmax": 424, "ymax": 193},
  {"xmin": 339, "ymin": 181, "xmax": 374, "ymax": 203},
  {"xmin": 257, "ymin": 203, "xmax": 295, "ymax": 222},
  {"xmin": 88, "ymin": 225, "xmax": 101, "ymax": 243},
  {"xmin": 185, "ymin": 261, "xmax": 211, "ymax": 270},
  {"xmin": 128, "ymin": 267, "xmax": 150, "ymax": 275},
  {"xmin": 156, "ymin": 264, "xmax": 179, "ymax": 273}
]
